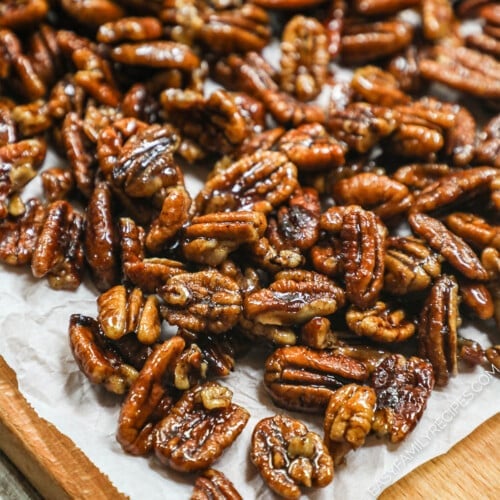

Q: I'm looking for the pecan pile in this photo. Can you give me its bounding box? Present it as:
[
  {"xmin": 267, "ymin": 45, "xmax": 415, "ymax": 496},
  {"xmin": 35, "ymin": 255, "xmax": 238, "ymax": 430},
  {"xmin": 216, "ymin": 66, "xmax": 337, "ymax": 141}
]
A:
[{"xmin": 1, "ymin": 0, "xmax": 499, "ymax": 498}]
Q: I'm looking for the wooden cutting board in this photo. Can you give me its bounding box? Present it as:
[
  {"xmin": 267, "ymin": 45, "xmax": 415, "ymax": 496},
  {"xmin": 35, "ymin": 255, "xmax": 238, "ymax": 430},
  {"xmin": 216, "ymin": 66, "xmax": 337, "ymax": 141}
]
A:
[{"xmin": 0, "ymin": 355, "xmax": 498, "ymax": 499}]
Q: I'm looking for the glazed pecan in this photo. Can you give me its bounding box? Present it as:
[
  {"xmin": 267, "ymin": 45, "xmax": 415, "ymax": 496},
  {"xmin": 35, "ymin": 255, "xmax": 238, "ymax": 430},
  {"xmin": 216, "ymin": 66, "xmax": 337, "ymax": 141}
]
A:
[
  {"xmin": 154, "ymin": 382, "xmax": 250, "ymax": 472},
  {"xmin": 251, "ymin": 415, "xmax": 333, "ymax": 500},
  {"xmin": 458, "ymin": 280, "xmax": 494, "ymax": 320},
  {"xmin": 280, "ymin": 15, "xmax": 328, "ymax": 102},
  {"xmin": 41, "ymin": 167, "xmax": 74, "ymax": 202},
  {"xmin": 310, "ymin": 236, "xmax": 343, "ymax": 278},
  {"xmin": 384, "ymin": 236, "xmax": 442, "ymax": 295},
  {"xmin": 386, "ymin": 45, "xmax": 423, "ymax": 95},
  {"xmin": 445, "ymin": 212, "xmax": 500, "ymax": 251},
  {"xmin": 371, "ymin": 354, "xmax": 434, "ymax": 442},
  {"xmin": 244, "ymin": 270, "xmax": 345, "ymax": 326},
  {"xmin": 444, "ymin": 106, "xmax": 476, "ymax": 167},
  {"xmin": 467, "ymin": 31, "xmax": 500, "ymax": 59},
  {"xmin": 0, "ymin": 198, "xmax": 45, "ymax": 266},
  {"xmin": 264, "ymin": 346, "xmax": 369, "ymax": 413},
  {"xmin": 323, "ymin": 0, "xmax": 346, "ymax": 59},
  {"xmin": 422, "ymin": 0, "xmax": 455, "ymax": 40},
  {"xmin": 346, "ymin": 301, "xmax": 415, "ymax": 343},
  {"xmin": 418, "ymin": 275, "xmax": 460, "ymax": 386},
  {"xmin": 300, "ymin": 317, "xmax": 339, "ymax": 350},
  {"xmin": 485, "ymin": 346, "xmax": 500, "ymax": 371},
  {"xmin": 31, "ymin": 200, "xmax": 85, "ymax": 290},
  {"xmin": 69, "ymin": 314, "xmax": 139, "ymax": 395},
  {"xmin": 60, "ymin": 0, "xmax": 124, "ymax": 26},
  {"xmin": 409, "ymin": 212, "xmax": 489, "ymax": 281},
  {"xmin": 191, "ymin": 469, "xmax": 242, "ymax": 500},
  {"xmin": 97, "ymin": 16, "xmax": 163, "ymax": 43},
  {"xmin": 11, "ymin": 100, "xmax": 52, "ymax": 138},
  {"xmin": 392, "ymin": 163, "xmax": 453, "ymax": 193},
  {"xmin": 160, "ymin": 268, "xmax": 242, "ymax": 334},
  {"xmin": 457, "ymin": 337, "xmax": 486, "ymax": 366},
  {"xmin": 183, "ymin": 211, "xmax": 267, "ymax": 266},
  {"xmin": 475, "ymin": 115, "xmax": 500, "ymax": 168},
  {"xmin": 341, "ymin": 19, "xmax": 414, "ymax": 64},
  {"xmin": 327, "ymin": 102, "xmax": 398, "ymax": 154},
  {"xmin": 195, "ymin": 150, "xmax": 298, "ymax": 215},
  {"xmin": 117, "ymin": 336, "xmax": 185, "ymax": 455},
  {"xmin": 341, "ymin": 207, "xmax": 387, "ymax": 309},
  {"xmin": 0, "ymin": 0, "xmax": 48, "ymax": 30},
  {"xmin": 324, "ymin": 384, "xmax": 376, "ymax": 465},
  {"xmin": 84, "ymin": 181, "xmax": 120, "ymax": 291},
  {"xmin": 333, "ymin": 173, "xmax": 413, "ymax": 221},
  {"xmin": 97, "ymin": 285, "xmax": 161, "ymax": 344},
  {"xmin": 419, "ymin": 45, "xmax": 500, "ymax": 99}
]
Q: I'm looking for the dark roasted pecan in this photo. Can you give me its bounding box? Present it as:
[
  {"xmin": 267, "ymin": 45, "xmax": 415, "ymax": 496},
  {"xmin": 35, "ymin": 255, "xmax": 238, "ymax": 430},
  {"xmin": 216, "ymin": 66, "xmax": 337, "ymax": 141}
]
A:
[
  {"xmin": 31, "ymin": 200, "xmax": 85, "ymax": 290},
  {"xmin": 327, "ymin": 102, "xmax": 398, "ymax": 154},
  {"xmin": 280, "ymin": 15, "xmax": 328, "ymax": 102},
  {"xmin": 333, "ymin": 173, "xmax": 413, "ymax": 221},
  {"xmin": 341, "ymin": 206, "xmax": 387, "ymax": 309},
  {"xmin": 278, "ymin": 123, "xmax": 345, "ymax": 172},
  {"xmin": 324, "ymin": 384, "xmax": 376, "ymax": 465},
  {"xmin": 160, "ymin": 268, "xmax": 242, "ymax": 334},
  {"xmin": 371, "ymin": 354, "xmax": 434, "ymax": 442},
  {"xmin": 244, "ymin": 270, "xmax": 345, "ymax": 326},
  {"xmin": 85, "ymin": 181, "xmax": 119, "ymax": 291},
  {"xmin": 69, "ymin": 314, "xmax": 139, "ymax": 395},
  {"xmin": 445, "ymin": 212, "xmax": 500, "ymax": 251},
  {"xmin": 409, "ymin": 212, "xmax": 489, "ymax": 281},
  {"xmin": 195, "ymin": 150, "xmax": 298, "ymax": 215},
  {"xmin": 97, "ymin": 285, "xmax": 161, "ymax": 344},
  {"xmin": 117, "ymin": 336, "xmax": 185, "ymax": 455},
  {"xmin": 418, "ymin": 275, "xmax": 460, "ymax": 386},
  {"xmin": 384, "ymin": 236, "xmax": 442, "ymax": 295},
  {"xmin": 251, "ymin": 415, "xmax": 333, "ymax": 500},
  {"xmin": 341, "ymin": 19, "xmax": 414, "ymax": 64},
  {"xmin": 0, "ymin": 198, "xmax": 45, "ymax": 266},
  {"xmin": 154, "ymin": 381, "xmax": 249, "ymax": 472},
  {"xmin": 41, "ymin": 168, "xmax": 74, "ymax": 202},
  {"xmin": 183, "ymin": 211, "xmax": 267, "ymax": 266},
  {"xmin": 346, "ymin": 301, "xmax": 415, "ymax": 343},
  {"xmin": 264, "ymin": 346, "xmax": 369, "ymax": 413},
  {"xmin": 419, "ymin": 45, "xmax": 500, "ymax": 99},
  {"xmin": 191, "ymin": 469, "xmax": 242, "ymax": 500}
]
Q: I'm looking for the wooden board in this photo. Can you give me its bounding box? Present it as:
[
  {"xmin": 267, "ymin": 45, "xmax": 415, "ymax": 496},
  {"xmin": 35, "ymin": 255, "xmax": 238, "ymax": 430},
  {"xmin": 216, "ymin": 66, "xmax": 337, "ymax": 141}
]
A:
[{"xmin": 0, "ymin": 354, "xmax": 498, "ymax": 499}]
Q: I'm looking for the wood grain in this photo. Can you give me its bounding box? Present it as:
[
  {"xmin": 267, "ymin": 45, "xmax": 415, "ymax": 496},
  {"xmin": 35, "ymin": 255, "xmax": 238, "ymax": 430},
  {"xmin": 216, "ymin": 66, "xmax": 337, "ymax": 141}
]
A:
[{"xmin": 0, "ymin": 356, "xmax": 127, "ymax": 500}]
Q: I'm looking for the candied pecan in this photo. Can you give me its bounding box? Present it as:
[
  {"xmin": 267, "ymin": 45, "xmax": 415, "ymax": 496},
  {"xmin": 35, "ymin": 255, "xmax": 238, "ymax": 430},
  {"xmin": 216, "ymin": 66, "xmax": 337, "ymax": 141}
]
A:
[
  {"xmin": 457, "ymin": 337, "xmax": 486, "ymax": 366},
  {"xmin": 475, "ymin": 115, "xmax": 500, "ymax": 168},
  {"xmin": 0, "ymin": 138, "xmax": 46, "ymax": 218},
  {"xmin": 459, "ymin": 279, "xmax": 494, "ymax": 320},
  {"xmin": 384, "ymin": 236, "xmax": 442, "ymax": 295},
  {"xmin": 98, "ymin": 285, "xmax": 161, "ymax": 344},
  {"xmin": 323, "ymin": 0, "xmax": 346, "ymax": 59},
  {"xmin": 334, "ymin": 345, "xmax": 390, "ymax": 374},
  {"xmin": 333, "ymin": 173, "xmax": 413, "ymax": 221},
  {"xmin": 0, "ymin": 102, "xmax": 16, "ymax": 146},
  {"xmin": 97, "ymin": 17, "xmax": 163, "ymax": 44},
  {"xmin": 31, "ymin": 200, "xmax": 85, "ymax": 290},
  {"xmin": 310, "ymin": 236, "xmax": 343, "ymax": 278},
  {"xmin": 443, "ymin": 106, "xmax": 476, "ymax": 167},
  {"xmin": 11, "ymin": 100, "xmax": 52, "ymax": 138},
  {"xmin": 111, "ymin": 41, "xmax": 200, "ymax": 70},
  {"xmin": 351, "ymin": 65, "xmax": 410, "ymax": 107},
  {"xmin": 61, "ymin": 0, "xmax": 124, "ymax": 26},
  {"xmin": 419, "ymin": 45, "xmax": 500, "ymax": 99},
  {"xmin": 47, "ymin": 77, "xmax": 85, "ymax": 122},
  {"xmin": 371, "ymin": 354, "xmax": 434, "ymax": 442},
  {"xmin": 353, "ymin": 0, "xmax": 419, "ymax": 15},
  {"xmin": 170, "ymin": 343, "xmax": 207, "ymax": 391},
  {"xmin": 244, "ymin": 270, "xmax": 345, "ymax": 326},
  {"xmin": 251, "ymin": 415, "xmax": 333, "ymax": 500},
  {"xmin": 341, "ymin": 206, "xmax": 387, "ymax": 309},
  {"xmin": 117, "ymin": 336, "xmax": 185, "ymax": 455},
  {"xmin": 341, "ymin": 19, "xmax": 414, "ymax": 64},
  {"xmin": 467, "ymin": 31, "xmax": 500, "ymax": 59},
  {"xmin": 278, "ymin": 123, "xmax": 345, "ymax": 172},
  {"xmin": 392, "ymin": 163, "xmax": 453, "ymax": 193},
  {"xmin": 324, "ymin": 384, "xmax": 376, "ymax": 465},
  {"xmin": 195, "ymin": 150, "xmax": 298, "ymax": 215},
  {"xmin": 280, "ymin": 15, "xmax": 328, "ymax": 102},
  {"xmin": 191, "ymin": 469, "xmax": 242, "ymax": 500},
  {"xmin": 327, "ymin": 102, "xmax": 398, "ymax": 154},
  {"xmin": 300, "ymin": 317, "xmax": 339, "ymax": 350},
  {"xmin": 485, "ymin": 346, "xmax": 500, "ymax": 371},
  {"xmin": 146, "ymin": 186, "xmax": 191, "ymax": 254},
  {"xmin": 445, "ymin": 212, "xmax": 500, "ymax": 251},
  {"xmin": 409, "ymin": 212, "xmax": 489, "ymax": 281},
  {"xmin": 84, "ymin": 181, "xmax": 120, "ymax": 291},
  {"xmin": 154, "ymin": 382, "xmax": 250, "ymax": 472},
  {"xmin": 0, "ymin": 0, "xmax": 48, "ymax": 30},
  {"xmin": 346, "ymin": 301, "xmax": 415, "ymax": 343},
  {"xmin": 422, "ymin": 0, "xmax": 455, "ymax": 40},
  {"xmin": 418, "ymin": 275, "xmax": 460, "ymax": 386},
  {"xmin": 183, "ymin": 210, "xmax": 267, "ymax": 266},
  {"xmin": 0, "ymin": 198, "xmax": 45, "ymax": 266},
  {"xmin": 69, "ymin": 314, "xmax": 139, "ymax": 395},
  {"xmin": 252, "ymin": 0, "xmax": 325, "ymax": 7},
  {"xmin": 160, "ymin": 268, "xmax": 242, "ymax": 334},
  {"xmin": 264, "ymin": 346, "xmax": 369, "ymax": 413},
  {"xmin": 386, "ymin": 45, "xmax": 423, "ymax": 95}
]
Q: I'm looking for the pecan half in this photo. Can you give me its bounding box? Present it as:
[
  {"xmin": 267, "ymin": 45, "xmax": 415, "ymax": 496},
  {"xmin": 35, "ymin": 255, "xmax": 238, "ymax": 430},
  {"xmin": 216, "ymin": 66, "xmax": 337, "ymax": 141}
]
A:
[
  {"xmin": 445, "ymin": 212, "xmax": 500, "ymax": 251},
  {"xmin": 251, "ymin": 415, "xmax": 333, "ymax": 500},
  {"xmin": 485, "ymin": 346, "xmax": 500, "ymax": 371},
  {"xmin": 154, "ymin": 382, "xmax": 249, "ymax": 472},
  {"xmin": 191, "ymin": 469, "xmax": 242, "ymax": 500}
]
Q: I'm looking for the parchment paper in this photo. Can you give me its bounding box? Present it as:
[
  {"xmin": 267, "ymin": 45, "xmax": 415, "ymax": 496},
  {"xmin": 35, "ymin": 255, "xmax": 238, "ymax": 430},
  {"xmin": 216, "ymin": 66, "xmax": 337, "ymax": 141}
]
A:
[{"xmin": 1, "ymin": 15, "xmax": 499, "ymax": 496}]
